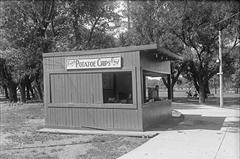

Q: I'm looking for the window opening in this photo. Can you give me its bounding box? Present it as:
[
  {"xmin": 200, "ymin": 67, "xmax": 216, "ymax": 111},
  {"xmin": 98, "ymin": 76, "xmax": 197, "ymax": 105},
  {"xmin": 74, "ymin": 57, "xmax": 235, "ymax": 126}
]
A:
[
  {"xmin": 102, "ymin": 72, "xmax": 133, "ymax": 104},
  {"xmin": 143, "ymin": 70, "xmax": 169, "ymax": 103}
]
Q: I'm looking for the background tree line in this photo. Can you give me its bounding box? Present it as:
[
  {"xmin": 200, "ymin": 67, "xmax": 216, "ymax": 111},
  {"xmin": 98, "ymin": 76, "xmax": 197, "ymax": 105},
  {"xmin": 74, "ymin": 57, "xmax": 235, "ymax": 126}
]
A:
[
  {"xmin": 0, "ymin": 0, "xmax": 239, "ymax": 104},
  {"xmin": 119, "ymin": 0, "xmax": 239, "ymax": 103}
]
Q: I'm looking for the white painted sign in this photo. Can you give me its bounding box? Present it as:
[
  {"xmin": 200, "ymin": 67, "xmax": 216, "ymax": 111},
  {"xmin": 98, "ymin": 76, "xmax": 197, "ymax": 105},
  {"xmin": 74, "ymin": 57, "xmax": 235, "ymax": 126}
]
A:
[{"xmin": 66, "ymin": 56, "xmax": 121, "ymax": 70}]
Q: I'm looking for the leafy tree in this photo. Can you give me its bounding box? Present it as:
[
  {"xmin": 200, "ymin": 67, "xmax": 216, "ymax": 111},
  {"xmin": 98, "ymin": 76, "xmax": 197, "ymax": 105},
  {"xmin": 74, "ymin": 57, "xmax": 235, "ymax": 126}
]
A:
[
  {"xmin": 53, "ymin": 0, "xmax": 120, "ymax": 51},
  {"xmin": 1, "ymin": 0, "xmax": 55, "ymax": 102},
  {"xmin": 163, "ymin": 1, "xmax": 239, "ymax": 103},
  {"xmin": 1, "ymin": 0, "xmax": 120, "ymax": 102},
  {"xmin": 118, "ymin": 0, "xmax": 239, "ymax": 103},
  {"xmin": 226, "ymin": 46, "xmax": 240, "ymax": 92},
  {"xmin": 118, "ymin": 1, "xmax": 186, "ymax": 99}
]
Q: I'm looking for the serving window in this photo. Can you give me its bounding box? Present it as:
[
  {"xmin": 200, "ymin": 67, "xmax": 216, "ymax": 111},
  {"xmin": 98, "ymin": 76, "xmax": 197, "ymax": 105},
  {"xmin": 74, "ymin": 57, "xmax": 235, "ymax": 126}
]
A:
[
  {"xmin": 102, "ymin": 72, "xmax": 133, "ymax": 104},
  {"xmin": 143, "ymin": 70, "xmax": 169, "ymax": 103},
  {"xmin": 48, "ymin": 69, "xmax": 136, "ymax": 108}
]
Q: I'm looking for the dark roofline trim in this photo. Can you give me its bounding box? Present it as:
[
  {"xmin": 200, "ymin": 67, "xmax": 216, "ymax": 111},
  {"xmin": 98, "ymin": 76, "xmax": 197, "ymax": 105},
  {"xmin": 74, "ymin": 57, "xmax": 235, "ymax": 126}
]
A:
[
  {"xmin": 43, "ymin": 43, "xmax": 182, "ymax": 60},
  {"xmin": 43, "ymin": 44, "xmax": 157, "ymax": 58}
]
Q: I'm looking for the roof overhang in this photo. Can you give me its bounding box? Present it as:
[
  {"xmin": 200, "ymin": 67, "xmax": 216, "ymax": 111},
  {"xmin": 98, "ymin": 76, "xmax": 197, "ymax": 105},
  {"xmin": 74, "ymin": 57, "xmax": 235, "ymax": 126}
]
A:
[
  {"xmin": 43, "ymin": 43, "xmax": 183, "ymax": 60},
  {"xmin": 157, "ymin": 47, "xmax": 183, "ymax": 60},
  {"xmin": 136, "ymin": 44, "xmax": 183, "ymax": 61}
]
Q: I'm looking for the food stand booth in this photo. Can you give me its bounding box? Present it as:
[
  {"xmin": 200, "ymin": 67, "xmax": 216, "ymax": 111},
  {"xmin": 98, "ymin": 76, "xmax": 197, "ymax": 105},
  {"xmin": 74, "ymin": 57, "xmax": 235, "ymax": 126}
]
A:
[{"xmin": 43, "ymin": 44, "xmax": 182, "ymax": 131}]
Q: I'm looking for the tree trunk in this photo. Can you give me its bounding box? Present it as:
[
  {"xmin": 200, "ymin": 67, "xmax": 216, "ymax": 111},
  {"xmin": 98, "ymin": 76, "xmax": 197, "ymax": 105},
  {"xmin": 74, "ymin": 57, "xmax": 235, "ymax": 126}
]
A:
[
  {"xmin": 28, "ymin": 83, "xmax": 35, "ymax": 99},
  {"xmin": 167, "ymin": 75, "xmax": 174, "ymax": 100},
  {"xmin": 36, "ymin": 81, "xmax": 43, "ymax": 100},
  {"xmin": 8, "ymin": 82, "xmax": 17, "ymax": 102},
  {"xmin": 204, "ymin": 81, "xmax": 210, "ymax": 99},
  {"xmin": 198, "ymin": 81, "xmax": 206, "ymax": 104},
  {"xmin": 167, "ymin": 86, "xmax": 171, "ymax": 99},
  {"xmin": 26, "ymin": 78, "xmax": 35, "ymax": 99},
  {"xmin": 3, "ymin": 85, "xmax": 9, "ymax": 99},
  {"xmin": 26, "ymin": 80, "xmax": 34, "ymax": 100},
  {"xmin": 37, "ymin": 85, "xmax": 43, "ymax": 100},
  {"xmin": 26, "ymin": 84, "xmax": 31, "ymax": 100},
  {"xmin": 20, "ymin": 83, "xmax": 26, "ymax": 103},
  {"xmin": 29, "ymin": 84, "xmax": 35, "ymax": 99},
  {"xmin": 193, "ymin": 77, "xmax": 199, "ymax": 93},
  {"xmin": 162, "ymin": 76, "xmax": 172, "ymax": 99}
]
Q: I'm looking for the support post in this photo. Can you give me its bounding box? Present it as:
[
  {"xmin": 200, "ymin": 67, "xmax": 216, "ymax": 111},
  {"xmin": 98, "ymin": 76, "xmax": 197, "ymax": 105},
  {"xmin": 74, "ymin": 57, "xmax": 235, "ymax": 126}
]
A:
[{"xmin": 167, "ymin": 74, "xmax": 172, "ymax": 100}]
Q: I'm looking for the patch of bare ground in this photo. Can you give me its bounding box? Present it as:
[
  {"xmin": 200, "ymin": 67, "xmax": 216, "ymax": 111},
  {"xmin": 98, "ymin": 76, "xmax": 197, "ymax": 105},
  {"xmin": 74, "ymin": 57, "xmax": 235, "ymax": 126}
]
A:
[
  {"xmin": 77, "ymin": 135, "xmax": 148, "ymax": 159},
  {"xmin": 0, "ymin": 102, "xmax": 148, "ymax": 159}
]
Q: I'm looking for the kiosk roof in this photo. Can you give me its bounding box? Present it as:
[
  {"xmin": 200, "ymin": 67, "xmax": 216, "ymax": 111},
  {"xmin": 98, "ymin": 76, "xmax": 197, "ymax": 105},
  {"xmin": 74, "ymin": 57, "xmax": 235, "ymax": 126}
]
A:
[{"xmin": 43, "ymin": 43, "xmax": 182, "ymax": 60}]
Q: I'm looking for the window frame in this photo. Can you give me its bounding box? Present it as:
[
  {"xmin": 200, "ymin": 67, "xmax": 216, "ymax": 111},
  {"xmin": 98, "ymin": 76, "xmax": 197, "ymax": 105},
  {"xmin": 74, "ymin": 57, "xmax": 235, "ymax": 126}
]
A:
[
  {"xmin": 142, "ymin": 69, "xmax": 169, "ymax": 103},
  {"xmin": 46, "ymin": 68, "xmax": 137, "ymax": 109},
  {"xmin": 102, "ymin": 71, "xmax": 133, "ymax": 104}
]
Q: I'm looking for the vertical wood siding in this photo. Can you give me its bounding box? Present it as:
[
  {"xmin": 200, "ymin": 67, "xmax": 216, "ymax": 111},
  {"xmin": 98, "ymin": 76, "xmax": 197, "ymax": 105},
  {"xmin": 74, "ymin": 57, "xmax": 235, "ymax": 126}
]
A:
[
  {"xmin": 142, "ymin": 101, "xmax": 172, "ymax": 130},
  {"xmin": 50, "ymin": 73, "xmax": 103, "ymax": 104},
  {"xmin": 46, "ymin": 107, "xmax": 141, "ymax": 130},
  {"xmin": 113, "ymin": 109, "xmax": 139, "ymax": 130}
]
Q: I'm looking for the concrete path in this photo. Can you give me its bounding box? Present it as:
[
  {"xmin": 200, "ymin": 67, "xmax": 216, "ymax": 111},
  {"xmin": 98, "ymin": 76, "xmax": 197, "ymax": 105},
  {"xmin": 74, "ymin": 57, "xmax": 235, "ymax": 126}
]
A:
[{"xmin": 118, "ymin": 103, "xmax": 240, "ymax": 159}]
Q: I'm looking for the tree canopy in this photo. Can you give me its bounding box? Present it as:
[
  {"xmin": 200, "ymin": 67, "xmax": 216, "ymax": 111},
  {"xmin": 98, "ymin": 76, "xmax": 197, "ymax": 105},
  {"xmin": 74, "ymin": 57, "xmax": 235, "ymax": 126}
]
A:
[
  {"xmin": 118, "ymin": 0, "xmax": 239, "ymax": 103},
  {"xmin": 0, "ymin": 0, "xmax": 121, "ymax": 102},
  {"xmin": 0, "ymin": 0, "xmax": 239, "ymax": 103}
]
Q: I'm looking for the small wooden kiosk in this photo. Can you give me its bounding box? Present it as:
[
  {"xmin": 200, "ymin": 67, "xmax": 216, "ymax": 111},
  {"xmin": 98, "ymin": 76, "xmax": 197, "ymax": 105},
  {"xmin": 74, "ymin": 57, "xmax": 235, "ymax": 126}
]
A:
[{"xmin": 43, "ymin": 44, "xmax": 182, "ymax": 131}]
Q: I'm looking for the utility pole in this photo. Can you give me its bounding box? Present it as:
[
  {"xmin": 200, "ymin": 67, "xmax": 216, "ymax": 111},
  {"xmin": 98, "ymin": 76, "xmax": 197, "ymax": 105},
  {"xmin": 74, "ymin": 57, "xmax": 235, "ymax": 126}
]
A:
[
  {"xmin": 127, "ymin": 0, "xmax": 130, "ymax": 31},
  {"xmin": 218, "ymin": 30, "xmax": 223, "ymax": 108},
  {"xmin": 213, "ymin": 12, "xmax": 239, "ymax": 108}
]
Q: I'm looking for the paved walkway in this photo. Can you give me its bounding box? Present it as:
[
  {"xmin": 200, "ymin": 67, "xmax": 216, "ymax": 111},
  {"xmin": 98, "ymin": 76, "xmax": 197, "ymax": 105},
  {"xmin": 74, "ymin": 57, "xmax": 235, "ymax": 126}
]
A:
[{"xmin": 118, "ymin": 103, "xmax": 240, "ymax": 159}]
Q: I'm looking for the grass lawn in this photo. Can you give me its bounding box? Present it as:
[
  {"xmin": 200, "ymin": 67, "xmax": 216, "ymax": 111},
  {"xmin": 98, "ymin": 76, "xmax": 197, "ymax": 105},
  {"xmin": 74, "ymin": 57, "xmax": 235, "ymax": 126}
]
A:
[
  {"xmin": 0, "ymin": 102, "xmax": 148, "ymax": 159},
  {"xmin": 173, "ymin": 93, "xmax": 240, "ymax": 110},
  {"xmin": 0, "ymin": 92, "xmax": 239, "ymax": 158},
  {"xmin": 158, "ymin": 90, "xmax": 240, "ymax": 109}
]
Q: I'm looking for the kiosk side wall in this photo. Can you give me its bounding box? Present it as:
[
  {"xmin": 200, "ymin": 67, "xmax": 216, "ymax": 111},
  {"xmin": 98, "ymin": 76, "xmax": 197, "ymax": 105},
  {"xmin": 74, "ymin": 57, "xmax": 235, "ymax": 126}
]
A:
[
  {"xmin": 140, "ymin": 52, "xmax": 172, "ymax": 130},
  {"xmin": 43, "ymin": 51, "xmax": 143, "ymax": 131},
  {"xmin": 142, "ymin": 101, "xmax": 172, "ymax": 130}
]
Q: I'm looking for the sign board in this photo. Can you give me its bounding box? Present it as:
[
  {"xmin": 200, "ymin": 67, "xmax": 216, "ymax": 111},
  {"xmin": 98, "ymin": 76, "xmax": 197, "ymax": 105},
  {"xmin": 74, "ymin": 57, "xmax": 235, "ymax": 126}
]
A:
[{"xmin": 66, "ymin": 56, "xmax": 121, "ymax": 70}]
